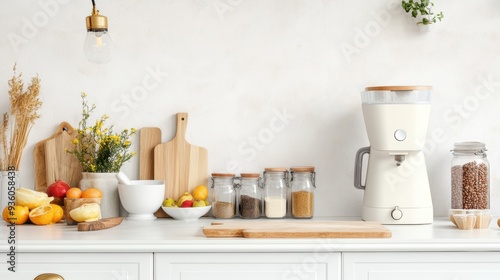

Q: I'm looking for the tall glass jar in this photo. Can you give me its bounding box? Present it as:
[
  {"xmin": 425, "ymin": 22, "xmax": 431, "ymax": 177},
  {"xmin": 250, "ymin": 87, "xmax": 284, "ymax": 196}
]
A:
[
  {"xmin": 211, "ymin": 173, "xmax": 236, "ymax": 219},
  {"xmin": 451, "ymin": 142, "xmax": 489, "ymax": 209},
  {"xmin": 290, "ymin": 166, "xmax": 315, "ymax": 218},
  {"xmin": 263, "ymin": 167, "xmax": 288, "ymax": 219},
  {"xmin": 237, "ymin": 173, "xmax": 262, "ymax": 219}
]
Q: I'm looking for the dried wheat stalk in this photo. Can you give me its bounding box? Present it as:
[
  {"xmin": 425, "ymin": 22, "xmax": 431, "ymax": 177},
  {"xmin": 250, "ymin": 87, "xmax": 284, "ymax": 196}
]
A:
[{"xmin": 0, "ymin": 64, "xmax": 42, "ymax": 170}]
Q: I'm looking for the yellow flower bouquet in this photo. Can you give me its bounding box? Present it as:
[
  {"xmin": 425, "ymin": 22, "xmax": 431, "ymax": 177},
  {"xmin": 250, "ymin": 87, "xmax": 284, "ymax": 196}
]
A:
[{"xmin": 68, "ymin": 92, "xmax": 136, "ymax": 173}]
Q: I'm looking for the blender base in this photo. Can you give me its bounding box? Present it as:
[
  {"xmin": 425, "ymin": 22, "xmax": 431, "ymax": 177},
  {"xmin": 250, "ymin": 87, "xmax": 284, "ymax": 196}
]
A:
[{"xmin": 362, "ymin": 205, "xmax": 433, "ymax": 225}]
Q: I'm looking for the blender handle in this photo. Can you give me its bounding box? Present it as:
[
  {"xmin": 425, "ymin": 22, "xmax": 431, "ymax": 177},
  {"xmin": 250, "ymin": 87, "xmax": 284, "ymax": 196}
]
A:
[{"xmin": 354, "ymin": 146, "xmax": 370, "ymax": 190}]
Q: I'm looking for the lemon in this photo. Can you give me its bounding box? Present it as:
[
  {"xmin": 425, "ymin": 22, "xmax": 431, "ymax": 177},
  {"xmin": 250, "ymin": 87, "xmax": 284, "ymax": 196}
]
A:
[
  {"xmin": 2, "ymin": 205, "xmax": 30, "ymax": 225},
  {"xmin": 50, "ymin": 204, "xmax": 64, "ymax": 223},
  {"xmin": 16, "ymin": 188, "xmax": 54, "ymax": 210},
  {"xmin": 192, "ymin": 185, "xmax": 208, "ymax": 201},
  {"xmin": 69, "ymin": 203, "xmax": 101, "ymax": 222},
  {"xmin": 29, "ymin": 205, "xmax": 55, "ymax": 225}
]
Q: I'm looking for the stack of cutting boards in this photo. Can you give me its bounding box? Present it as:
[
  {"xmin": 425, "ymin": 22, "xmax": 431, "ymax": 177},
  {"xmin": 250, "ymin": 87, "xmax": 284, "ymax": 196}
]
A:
[
  {"xmin": 203, "ymin": 220, "xmax": 392, "ymax": 238},
  {"xmin": 140, "ymin": 113, "xmax": 208, "ymax": 217},
  {"xmin": 34, "ymin": 122, "xmax": 82, "ymax": 192}
]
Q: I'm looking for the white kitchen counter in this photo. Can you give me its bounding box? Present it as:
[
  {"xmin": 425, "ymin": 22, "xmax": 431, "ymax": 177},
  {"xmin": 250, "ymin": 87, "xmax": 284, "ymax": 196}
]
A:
[{"xmin": 2, "ymin": 217, "xmax": 500, "ymax": 253}]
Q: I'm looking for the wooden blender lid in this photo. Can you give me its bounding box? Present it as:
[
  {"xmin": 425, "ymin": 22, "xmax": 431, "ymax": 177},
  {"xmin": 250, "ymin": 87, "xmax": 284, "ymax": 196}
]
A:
[{"xmin": 365, "ymin": 86, "xmax": 433, "ymax": 91}]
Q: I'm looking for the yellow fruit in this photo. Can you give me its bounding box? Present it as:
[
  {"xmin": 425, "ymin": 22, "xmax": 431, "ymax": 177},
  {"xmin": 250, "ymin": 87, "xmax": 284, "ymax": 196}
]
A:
[
  {"xmin": 176, "ymin": 192, "xmax": 194, "ymax": 207},
  {"xmin": 2, "ymin": 205, "xmax": 30, "ymax": 225},
  {"xmin": 29, "ymin": 205, "xmax": 55, "ymax": 225},
  {"xmin": 16, "ymin": 188, "xmax": 54, "ymax": 210},
  {"xmin": 66, "ymin": 188, "xmax": 82, "ymax": 199},
  {"xmin": 81, "ymin": 187, "xmax": 103, "ymax": 198},
  {"xmin": 50, "ymin": 204, "xmax": 64, "ymax": 223},
  {"xmin": 192, "ymin": 185, "xmax": 208, "ymax": 201},
  {"xmin": 69, "ymin": 203, "xmax": 101, "ymax": 222}
]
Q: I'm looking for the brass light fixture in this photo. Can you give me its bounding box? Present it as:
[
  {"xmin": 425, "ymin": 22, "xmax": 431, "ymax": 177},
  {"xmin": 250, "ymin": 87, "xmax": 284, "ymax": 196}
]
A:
[{"xmin": 84, "ymin": 0, "xmax": 112, "ymax": 64}]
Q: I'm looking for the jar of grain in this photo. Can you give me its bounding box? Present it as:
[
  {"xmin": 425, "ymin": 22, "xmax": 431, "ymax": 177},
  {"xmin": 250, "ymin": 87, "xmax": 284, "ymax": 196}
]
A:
[
  {"xmin": 237, "ymin": 173, "xmax": 262, "ymax": 219},
  {"xmin": 451, "ymin": 142, "xmax": 490, "ymax": 209},
  {"xmin": 290, "ymin": 166, "xmax": 315, "ymax": 219},
  {"xmin": 211, "ymin": 173, "xmax": 236, "ymax": 219},
  {"xmin": 263, "ymin": 167, "xmax": 289, "ymax": 219}
]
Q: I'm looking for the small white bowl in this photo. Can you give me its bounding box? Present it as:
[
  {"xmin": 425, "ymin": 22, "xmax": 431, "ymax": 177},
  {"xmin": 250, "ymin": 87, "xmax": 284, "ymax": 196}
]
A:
[
  {"xmin": 118, "ymin": 180, "xmax": 165, "ymax": 220},
  {"xmin": 161, "ymin": 206, "xmax": 211, "ymax": 221}
]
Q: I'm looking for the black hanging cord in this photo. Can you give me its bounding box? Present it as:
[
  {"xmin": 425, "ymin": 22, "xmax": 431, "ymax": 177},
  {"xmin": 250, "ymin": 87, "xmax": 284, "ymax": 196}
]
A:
[{"xmin": 91, "ymin": 0, "xmax": 96, "ymax": 7}]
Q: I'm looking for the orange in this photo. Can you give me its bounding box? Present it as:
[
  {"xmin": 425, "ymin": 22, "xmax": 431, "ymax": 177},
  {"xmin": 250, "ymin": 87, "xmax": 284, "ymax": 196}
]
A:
[
  {"xmin": 2, "ymin": 205, "xmax": 30, "ymax": 225},
  {"xmin": 66, "ymin": 187, "xmax": 82, "ymax": 199},
  {"xmin": 81, "ymin": 187, "xmax": 103, "ymax": 198},
  {"xmin": 50, "ymin": 204, "xmax": 64, "ymax": 223},
  {"xmin": 192, "ymin": 185, "xmax": 208, "ymax": 201},
  {"xmin": 29, "ymin": 205, "xmax": 55, "ymax": 225}
]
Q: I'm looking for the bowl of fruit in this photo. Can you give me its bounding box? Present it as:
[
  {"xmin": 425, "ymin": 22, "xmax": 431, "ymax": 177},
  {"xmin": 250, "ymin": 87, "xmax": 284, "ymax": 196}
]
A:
[{"xmin": 161, "ymin": 185, "xmax": 211, "ymax": 221}]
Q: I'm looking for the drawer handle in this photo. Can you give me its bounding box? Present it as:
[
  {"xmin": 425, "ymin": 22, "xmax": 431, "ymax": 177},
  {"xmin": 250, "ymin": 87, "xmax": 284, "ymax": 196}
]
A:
[{"xmin": 34, "ymin": 273, "xmax": 65, "ymax": 280}]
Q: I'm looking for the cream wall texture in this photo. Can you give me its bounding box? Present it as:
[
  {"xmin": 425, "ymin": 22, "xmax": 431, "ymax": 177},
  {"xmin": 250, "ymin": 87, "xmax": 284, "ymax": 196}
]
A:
[{"xmin": 1, "ymin": 0, "xmax": 499, "ymax": 217}]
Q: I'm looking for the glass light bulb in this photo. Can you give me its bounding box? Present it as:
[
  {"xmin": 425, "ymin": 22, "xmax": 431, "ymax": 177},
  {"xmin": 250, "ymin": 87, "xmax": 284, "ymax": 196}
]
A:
[{"xmin": 83, "ymin": 30, "xmax": 112, "ymax": 64}]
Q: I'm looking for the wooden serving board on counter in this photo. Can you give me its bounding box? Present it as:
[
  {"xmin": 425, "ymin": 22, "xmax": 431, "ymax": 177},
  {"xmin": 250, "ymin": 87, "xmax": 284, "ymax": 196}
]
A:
[
  {"xmin": 34, "ymin": 122, "xmax": 82, "ymax": 192},
  {"xmin": 154, "ymin": 113, "xmax": 208, "ymax": 217},
  {"xmin": 203, "ymin": 221, "xmax": 392, "ymax": 238}
]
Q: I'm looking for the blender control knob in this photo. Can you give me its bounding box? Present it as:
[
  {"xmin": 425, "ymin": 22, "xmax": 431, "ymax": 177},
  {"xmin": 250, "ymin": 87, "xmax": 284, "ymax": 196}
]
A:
[
  {"xmin": 391, "ymin": 206, "xmax": 403, "ymax": 220},
  {"xmin": 394, "ymin": 129, "xmax": 407, "ymax": 141}
]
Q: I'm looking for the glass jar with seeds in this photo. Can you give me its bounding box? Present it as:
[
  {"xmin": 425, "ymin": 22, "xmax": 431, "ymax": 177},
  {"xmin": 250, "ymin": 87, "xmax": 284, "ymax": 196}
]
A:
[
  {"xmin": 451, "ymin": 142, "xmax": 490, "ymax": 210},
  {"xmin": 290, "ymin": 166, "xmax": 315, "ymax": 219},
  {"xmin": 236, "ymin": 173, "xmax": 262, "ymax": 219},
  {"xmin": 263, "ymin": 167, "xmax": 289, "ymax": 219},
  {"xmin": 211, "ymin": 173, "xmax": 236, "ymax": 219}
]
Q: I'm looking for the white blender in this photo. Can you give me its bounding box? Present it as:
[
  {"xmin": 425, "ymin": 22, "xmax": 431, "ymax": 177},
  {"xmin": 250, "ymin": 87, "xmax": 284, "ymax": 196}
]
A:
[{"xmin": 354, "ymin": 86, "xmax": 433, "ymax": 224}]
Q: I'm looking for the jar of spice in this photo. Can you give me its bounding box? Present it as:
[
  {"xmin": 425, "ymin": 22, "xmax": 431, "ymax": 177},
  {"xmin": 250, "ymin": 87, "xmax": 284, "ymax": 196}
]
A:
[
  {"xmin": 211, "ymin": 173, "xmax": 236, "ymax": 218},
  {"xmin": 451, "ymin": 142, "xmax": 490, "ymax": 209},
  {"xmin": 290, "ymin": 166, "xmax": 315, "ymax": 218},
  {"xmin": 263, "ymin": 167, "xmax": 289, "ymax": 219},
  {"xmin": 237, "ymin": 173, "xmax": 262, "ymax": 219}
]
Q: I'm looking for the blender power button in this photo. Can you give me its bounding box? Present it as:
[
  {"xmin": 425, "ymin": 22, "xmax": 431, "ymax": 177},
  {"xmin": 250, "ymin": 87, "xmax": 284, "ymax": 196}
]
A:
[
  {"xmin": 391, "ymin": 206, "xmax": 403, "ymax": 220},
  {"xmin": 394, "ymin": 129, "xmax": 407, "ymax": 141}
]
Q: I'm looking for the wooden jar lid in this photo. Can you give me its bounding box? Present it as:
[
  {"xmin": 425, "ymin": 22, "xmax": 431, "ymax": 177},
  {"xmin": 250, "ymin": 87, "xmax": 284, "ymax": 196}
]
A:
[
  {"xmin": 264, "ymin": 167, "xmax": 287, "ymax": 172},
  {"xmin": 240, "ymin": 173, "xmax": 260, "ymax": 178},
  {"xmin": 290, "ymin": 166, "xmax": 315, "ymax": 172},
  {"xmin": 211, "ymin": 173, "xmax": 235, "ymax": 177},
  {"xmin": 365, "ymin": 86, "xmax": 432, "ymax": 91}
]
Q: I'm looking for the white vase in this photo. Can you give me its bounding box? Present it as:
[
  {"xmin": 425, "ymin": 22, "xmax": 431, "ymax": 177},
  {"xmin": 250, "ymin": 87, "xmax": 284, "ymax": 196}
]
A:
[
  {"xmin": 1, "ymin": 170, "xmax": 20, "ymax": 212},
  {"xmin": 79, "ymin": 172, "xmax": 119, "ymax": 219}
]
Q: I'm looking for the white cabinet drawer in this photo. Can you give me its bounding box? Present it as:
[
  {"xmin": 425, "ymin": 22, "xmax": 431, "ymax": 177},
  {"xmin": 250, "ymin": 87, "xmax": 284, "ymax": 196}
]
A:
[
  {"xmin": 155, "ymin": 252, "xmax": 341, "ymax": 280},
  {"xmin": 0, "ymin": 252, "xmax": 153, "ymax": 280},
  {"xmin": 344, "ymin": 252, "xmax": 500, "ymax": 280}
]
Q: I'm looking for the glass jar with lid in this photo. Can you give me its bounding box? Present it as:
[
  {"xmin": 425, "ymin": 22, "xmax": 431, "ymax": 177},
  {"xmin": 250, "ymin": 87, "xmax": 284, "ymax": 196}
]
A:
[
  {"xmin": 211, "ymin": 173, "xmax": 236, "ymax": 219},
  {"xmin": 290, "ymin": 166, "xmax": 315, "ymax": 219},
  {"xmin": 263, "ymin": 167, "xmax": 289, "ymax": 218},
  {"xmin": 237, "ymin": 173, "xmax": 262, "ymax": 219},
  {"xmin": 451, "ymin": 142, "xmax": 489, "ymax": 209}
]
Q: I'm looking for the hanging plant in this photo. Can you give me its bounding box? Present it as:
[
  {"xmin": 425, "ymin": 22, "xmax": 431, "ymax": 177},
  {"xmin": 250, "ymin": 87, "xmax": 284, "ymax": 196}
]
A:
[{"xmin": 402, "ymin": 0, "xmax": 444, "ymax": 25}]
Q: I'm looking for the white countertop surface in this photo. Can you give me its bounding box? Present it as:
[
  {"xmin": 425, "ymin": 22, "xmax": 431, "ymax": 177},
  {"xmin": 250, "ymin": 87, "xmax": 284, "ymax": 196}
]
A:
[{"xmin": 2, "ymin": 217, "xmax": 500, "ymax": 253}]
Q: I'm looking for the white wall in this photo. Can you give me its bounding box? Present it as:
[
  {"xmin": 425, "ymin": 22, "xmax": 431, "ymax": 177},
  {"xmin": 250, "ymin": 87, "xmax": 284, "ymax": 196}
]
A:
[{"xmin": 1, "ymin": 0, "xmax": 499, "ymax": 217}]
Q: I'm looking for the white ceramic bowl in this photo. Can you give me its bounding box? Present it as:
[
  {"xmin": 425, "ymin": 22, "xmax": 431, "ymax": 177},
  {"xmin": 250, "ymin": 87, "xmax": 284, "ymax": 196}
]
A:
[
  {"xmin": 161, "ymin": 206, "xmax": 211, "ymax": 221},
  {"xmin": 118, "ymin": 180, "xmax": 165, "ymax": 220}
]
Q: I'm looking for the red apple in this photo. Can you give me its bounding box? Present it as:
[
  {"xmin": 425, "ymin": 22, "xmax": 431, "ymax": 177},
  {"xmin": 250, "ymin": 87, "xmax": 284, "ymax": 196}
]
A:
[
  {"xmin": 46, "ymin": 180, "xmax": 70, "ymax": 199},
  {"xmin": 180, "ymin": 200, "xmax": 193, "ymax": 208}
]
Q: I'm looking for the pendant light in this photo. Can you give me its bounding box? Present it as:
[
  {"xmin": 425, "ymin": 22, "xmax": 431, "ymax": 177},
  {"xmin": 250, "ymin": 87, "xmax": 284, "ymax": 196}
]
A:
[{"xmin": 84, "ymin": 0, "xmax": 112, "ymax": 64}]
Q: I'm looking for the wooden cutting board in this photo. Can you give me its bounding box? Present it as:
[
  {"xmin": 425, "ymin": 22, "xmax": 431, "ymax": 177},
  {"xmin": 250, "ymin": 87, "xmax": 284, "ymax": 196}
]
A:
[
  {"xmin": 139, "ymin": 127, "xmax": 162, "ymax": 180},
  {"xmin": 34, "ymin": 122, "xmax": 82, "ymax": 192},
  {"xmin": 77, "ymin": 217, "xmax": 123, "ymax": 231},
  {"xmin": 154, "ymin": 113, "xmax": 208, "ymax": 217},
  {"xmin": 203, "ymin": 221, "xmax": 392, "ymax": 238}
]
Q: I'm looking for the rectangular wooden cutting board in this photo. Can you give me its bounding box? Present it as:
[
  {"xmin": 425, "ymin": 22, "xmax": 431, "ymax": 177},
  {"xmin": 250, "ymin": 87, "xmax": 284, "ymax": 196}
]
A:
[
  {"xmin": 154, "ymin": 113, "xmax": 208, "ymax": 217},
  {"xmin": 203, "ymin": 221, "xmax": 391, "ymax": 238}
]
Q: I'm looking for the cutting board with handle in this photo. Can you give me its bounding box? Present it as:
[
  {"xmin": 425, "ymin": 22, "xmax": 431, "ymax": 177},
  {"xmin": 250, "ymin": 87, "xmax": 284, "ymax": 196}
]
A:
[
  {"xmin": 154, "ymin": 113, "xmax": 208, "ymax": 217},
  {"xmin": 77, "ymin": 217, "xmax": 124, "ymax": 231},
  {"xmin": 203, "ymin": 221, "xmax": 392, "ymax": 238},
  {"xmin": 34, "ymin": 122, "xmax": 82, "ymax": 192},
  {"xmin": 139, "ymin": 127, "xmax": 162, "ymax": 180}
]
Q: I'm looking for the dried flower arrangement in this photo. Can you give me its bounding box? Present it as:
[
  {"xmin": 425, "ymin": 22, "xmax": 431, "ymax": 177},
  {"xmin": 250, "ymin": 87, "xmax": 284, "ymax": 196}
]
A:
[
  {"xmin": 0, "ymin": 64, "xmax": 42, "ymax": 171},
  {"xmin": 67, "ymin": 92, "xmax": 136, "ymax": 173}
]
